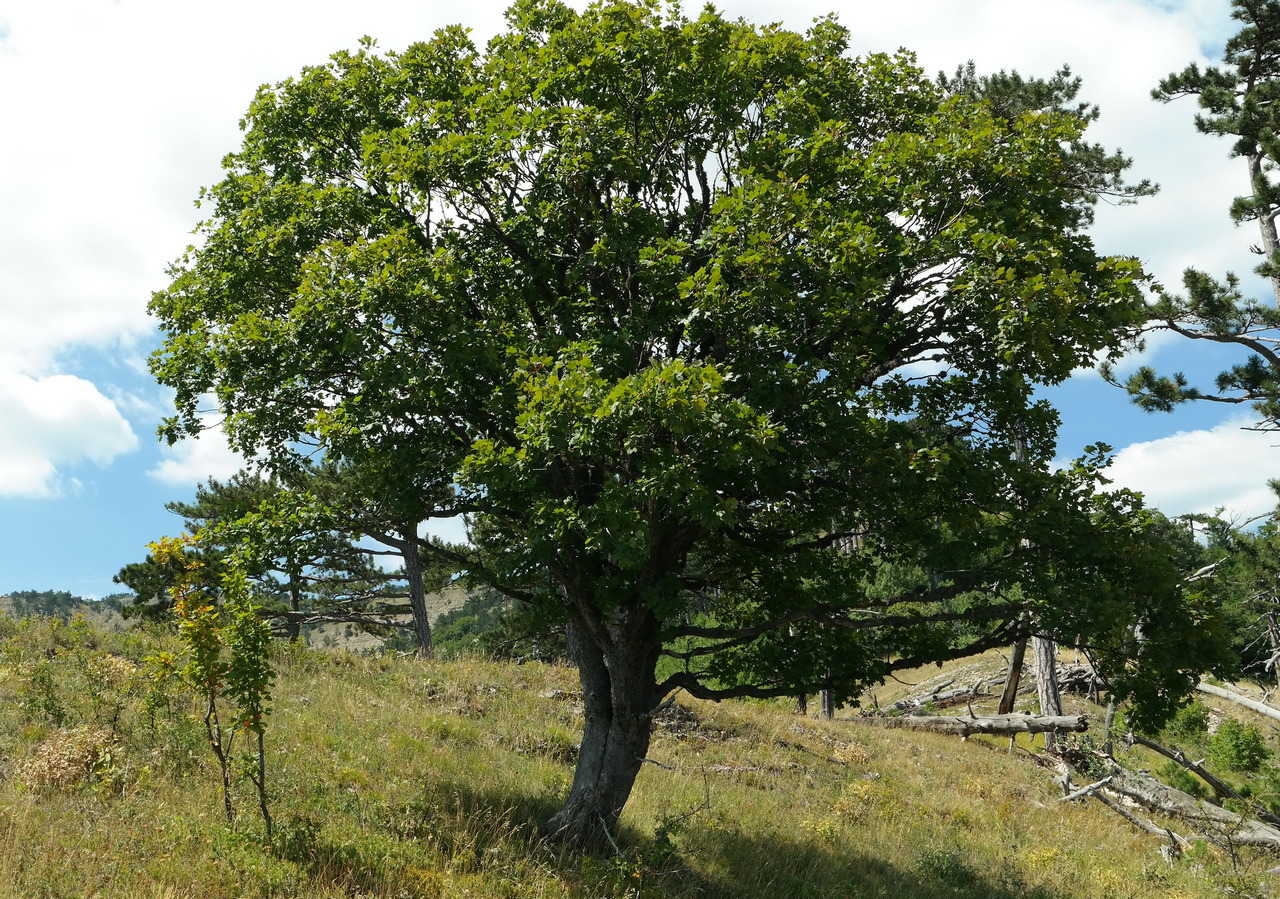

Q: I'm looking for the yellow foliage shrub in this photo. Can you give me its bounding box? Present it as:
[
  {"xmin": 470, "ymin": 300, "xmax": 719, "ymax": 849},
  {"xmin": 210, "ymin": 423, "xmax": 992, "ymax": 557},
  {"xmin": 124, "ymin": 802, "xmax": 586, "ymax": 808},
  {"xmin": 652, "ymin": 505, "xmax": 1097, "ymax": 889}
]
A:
[
  {"xmin": 834, "ymin": 741, "xmax": 872, "ymax": 766},
  {"xmin": 19, "ymin": 726, "xmax": 119, "ymax": 791}
]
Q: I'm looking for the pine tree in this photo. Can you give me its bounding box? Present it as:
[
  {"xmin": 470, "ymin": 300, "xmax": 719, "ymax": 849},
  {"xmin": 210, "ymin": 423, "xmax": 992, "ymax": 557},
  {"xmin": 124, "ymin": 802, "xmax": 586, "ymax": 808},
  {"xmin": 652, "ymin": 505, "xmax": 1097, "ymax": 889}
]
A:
[{"xmin": 1112, "ymin": 0, "xmax": 1280, "ymax": 433}]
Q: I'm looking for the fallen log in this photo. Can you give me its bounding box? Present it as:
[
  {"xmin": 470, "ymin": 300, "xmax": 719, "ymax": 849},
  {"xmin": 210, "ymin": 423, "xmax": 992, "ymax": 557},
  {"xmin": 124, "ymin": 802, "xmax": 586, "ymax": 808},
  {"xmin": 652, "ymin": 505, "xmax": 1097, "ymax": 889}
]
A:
[
  {"xmin": 1060, "ymin": 747, "xmax": 1280, "ymax": 850},
  {"xmin": 1196, "ymin": 681, "xmax": 1280, "ymax": 724},
  {"xmin": 852, "ymin": 713, "xmax": 1088, "ymax": 737},
  {"xmin": 890, "ymin": 685, "xmax": 986, "ymax": 712},
  {"xmin": 1059, "ymin": 775, "xmax": 1113, "ymax": 802},
  {"xmin": 1125, "ymin": 733, "xmax": 1241, "ymax": 805},
  {"xmin": 1055, "ymin": 663, "xmax": 1096, "ymax": 696},
  {"xmin": 1092, "ymin": 792, "xmax": 1190, "ymax": 852},
  {"xmin": 1049, "ymin": 759, "xmax": 1189, "ymax": 849},
  {"xmin": 1103, "ymin": 766, "xmax": 1280, "ymax": 848},
  {"xmin": 887, "ymin": 679, "xmax": 955, "ymax": 711}
]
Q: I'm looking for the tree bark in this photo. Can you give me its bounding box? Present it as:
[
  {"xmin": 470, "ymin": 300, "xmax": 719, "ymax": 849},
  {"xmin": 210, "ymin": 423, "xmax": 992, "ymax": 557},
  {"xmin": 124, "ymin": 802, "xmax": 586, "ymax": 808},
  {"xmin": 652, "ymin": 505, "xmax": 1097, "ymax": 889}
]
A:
[
  {"xmin": 542, "ymin": 611, "xmax": 661, "ymax": 852},
  {"xmin": 400, "ymin": 526, "xmax": 433, "ymax": 659},
  {"xmin": 1033, "ymin": 636, "xmax": 1062, "ymax": 749},
  {"xmin": 997, "ymin": 638, "xmax": 1028, "ymax": 714},
  {"xmin": 851, "ymin": 713, "xmax": 1087, "ymax": 736},
  {"xmin": 795, "ymin": 693, "xmax": 808, "ymax": 716},
  {"xmin": 820, "ymin": 688, "xmax": 834, "ymax": 720},
  {"xmin": 1101, "ymin": 699, "xmax": 1117, "ymax": 756}
]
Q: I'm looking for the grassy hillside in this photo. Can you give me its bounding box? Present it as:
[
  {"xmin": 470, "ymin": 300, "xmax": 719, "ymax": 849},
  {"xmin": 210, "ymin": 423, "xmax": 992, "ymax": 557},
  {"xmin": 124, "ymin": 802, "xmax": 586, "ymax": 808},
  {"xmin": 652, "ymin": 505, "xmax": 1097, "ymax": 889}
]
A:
[{"xmin": 0, "ymin": 616, "xmax": 1266, "ymax": 898}]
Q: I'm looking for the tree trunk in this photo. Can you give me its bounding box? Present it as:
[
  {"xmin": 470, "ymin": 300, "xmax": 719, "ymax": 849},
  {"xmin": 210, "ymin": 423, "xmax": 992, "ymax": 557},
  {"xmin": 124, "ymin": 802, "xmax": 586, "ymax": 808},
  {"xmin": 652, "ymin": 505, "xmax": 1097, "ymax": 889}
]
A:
[
  {"xmin": 1101, "ymin": 763, "xmax": 1280, "ymax": 849},
  {"xmin": 542, "ymin": 613, "xmax": 660, "ymax": 852},
  {"xmin": 1033, "ymin": 636, "xmax": 1062, "ymax": 749},
  {"xmin": 400, "ymin": 527, "xmax": 433, "ymax": 659},
  {"xmin": 795, "ymin": 693, "xmax": 808, "ymax": 716},
  {"xmin": 820, "ymin": 688, "xmax": 834, "ymax": 720},
  {"xmin": 1101, "ymin": 699, "xmax": 1117, "ymax": 756},
  {"xmin": 1248, "ymin": 153, "xmax": 1280, "ymax": 303},
  {"xmin": 997, "ymin": 637, "xmax": 1028, "ymax": 714}
]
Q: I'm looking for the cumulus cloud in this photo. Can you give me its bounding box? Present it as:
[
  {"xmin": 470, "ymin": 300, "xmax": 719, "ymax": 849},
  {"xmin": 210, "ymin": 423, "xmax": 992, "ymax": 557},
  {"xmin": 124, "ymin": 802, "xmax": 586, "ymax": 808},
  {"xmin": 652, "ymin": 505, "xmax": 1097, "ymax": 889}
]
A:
[
  {"xmin": 0, "ymin": 0, "xmax": 1250, "ymax": 372},
  {"xmin": 1105, "ymin": 417, "xmax": 1279, "ymax": 520},
  {"xmin": 0, "ymin": 373, "xmax": 137, "ymax": 497},
  {"xmin": 147, "ymin": 415, "xmax": 248, "ymax": 487},
  {"xmin": 0, "ymin": 1, "xmax": 531, "ymax": 373},
  {"xmin": 2, "ymin": 1, "xmax": 512, "ymax": 492}
]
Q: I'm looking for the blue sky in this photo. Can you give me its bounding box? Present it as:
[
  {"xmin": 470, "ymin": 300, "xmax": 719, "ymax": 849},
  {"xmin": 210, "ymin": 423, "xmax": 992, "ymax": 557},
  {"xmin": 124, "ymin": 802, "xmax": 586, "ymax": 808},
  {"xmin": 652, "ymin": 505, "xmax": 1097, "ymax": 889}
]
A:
[{"xmin": 1, "ymin": 0, "xmax": 1275, "ymax": 598}]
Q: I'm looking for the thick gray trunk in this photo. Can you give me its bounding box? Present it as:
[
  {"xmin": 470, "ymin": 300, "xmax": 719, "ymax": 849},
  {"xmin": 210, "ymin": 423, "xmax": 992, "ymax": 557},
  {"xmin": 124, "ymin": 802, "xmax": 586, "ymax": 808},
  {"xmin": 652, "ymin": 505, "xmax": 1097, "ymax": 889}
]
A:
[
  {"xmin": 1101, "ymin": 699, "xmax": 1117, "ymax": 755},
  {"xmin": 400, "ymin": 527, "xmax": 433, "ymax": 659},
  {"xmin": 820, "ymin": 688, "xmax": 834, "ymax": 720},
  {"xmin": 997, "ymin": 637, "xmax": 1028, "ymax": 715},
  {"xmin": 543, "ymin": 614, "xmax": 659, "ymax": 852},
  {"xmin": 1033, "ymin": 636, "xmax": 1062, "ymax": 749}
]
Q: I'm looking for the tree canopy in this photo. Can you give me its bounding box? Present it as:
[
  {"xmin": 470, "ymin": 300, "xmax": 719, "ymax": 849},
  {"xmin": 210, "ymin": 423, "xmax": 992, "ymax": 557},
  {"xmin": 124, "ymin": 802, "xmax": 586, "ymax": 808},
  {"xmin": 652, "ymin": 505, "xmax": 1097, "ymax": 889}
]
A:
[{"xmin": 148, "ymin": 0, "xmax": 1228, "ymax": 849}]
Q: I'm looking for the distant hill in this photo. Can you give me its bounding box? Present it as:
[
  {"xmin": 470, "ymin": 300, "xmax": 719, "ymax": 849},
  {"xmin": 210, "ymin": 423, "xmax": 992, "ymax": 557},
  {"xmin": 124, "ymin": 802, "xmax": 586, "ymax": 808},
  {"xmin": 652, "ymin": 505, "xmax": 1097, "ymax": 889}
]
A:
[
  {"xmin": 0, "ymin": 590, "xmax": 130, "ymax": 631},
  {"xmin": 0, "ymin": 584, "xmax": 473, "ymax": 650}
]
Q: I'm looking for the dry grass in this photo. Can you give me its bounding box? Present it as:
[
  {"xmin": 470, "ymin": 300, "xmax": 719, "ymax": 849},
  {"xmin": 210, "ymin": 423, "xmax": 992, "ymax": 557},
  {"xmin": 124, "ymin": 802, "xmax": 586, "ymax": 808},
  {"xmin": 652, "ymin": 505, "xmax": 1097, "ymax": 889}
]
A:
[{"xmin": 0, "ymin": 616, "xmax": 1268, "ymax": 898}]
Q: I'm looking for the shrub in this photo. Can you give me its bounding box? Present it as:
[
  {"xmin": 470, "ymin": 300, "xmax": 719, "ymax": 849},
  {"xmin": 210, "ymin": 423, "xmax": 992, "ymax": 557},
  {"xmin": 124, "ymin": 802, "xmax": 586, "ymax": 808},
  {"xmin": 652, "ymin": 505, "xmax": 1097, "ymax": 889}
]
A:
[
  {"xmin": 1209, "ymin": 719, "xmax": 1270, "ymax": 773},
  {"xmin": 1165, "ymin": 701, "xmax": 1210, "ymax": 741},
  {"xmin": 19, "ymin": 726, "xmax": 120, "ymax": 791},
  {"xmin": 19, "ymin": 661, "xmax": 66, "ymax": 726},
  {"xmin": 915, "ymin": 847, "xmax": 979, "ymax": 889},
  {"xmin": 1158, "ymin": 761, "xmax": 1208, "ymax": 799}
]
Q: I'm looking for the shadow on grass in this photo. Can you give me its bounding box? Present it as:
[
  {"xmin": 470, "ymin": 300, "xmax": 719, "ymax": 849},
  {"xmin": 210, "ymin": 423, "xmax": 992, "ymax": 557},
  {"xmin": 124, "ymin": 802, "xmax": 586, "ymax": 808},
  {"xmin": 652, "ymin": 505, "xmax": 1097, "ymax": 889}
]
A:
[{"xmin": 382, "ymin": 778, "xmax": 1071, "ymax": 899}]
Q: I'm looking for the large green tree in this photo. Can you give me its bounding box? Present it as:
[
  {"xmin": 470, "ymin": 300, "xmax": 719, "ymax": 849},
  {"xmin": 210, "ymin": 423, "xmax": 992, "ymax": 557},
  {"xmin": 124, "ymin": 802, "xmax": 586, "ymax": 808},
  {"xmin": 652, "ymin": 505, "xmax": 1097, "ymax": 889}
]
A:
[
  {"xmin": 149, "ymin": 0, "xmax": 1225, "ymax": 849},
  {"xmin": 1115, "ymin": 0, "xmax": 1280, "ymax": 432}
]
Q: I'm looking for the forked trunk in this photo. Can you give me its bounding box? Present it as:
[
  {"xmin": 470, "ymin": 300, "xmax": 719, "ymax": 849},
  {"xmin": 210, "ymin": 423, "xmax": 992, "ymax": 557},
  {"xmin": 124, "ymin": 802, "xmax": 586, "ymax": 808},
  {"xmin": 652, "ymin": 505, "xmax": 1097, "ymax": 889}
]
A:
[{"xmin": 542, "ymin": 616, "xmax": 659, "ymax": 852}]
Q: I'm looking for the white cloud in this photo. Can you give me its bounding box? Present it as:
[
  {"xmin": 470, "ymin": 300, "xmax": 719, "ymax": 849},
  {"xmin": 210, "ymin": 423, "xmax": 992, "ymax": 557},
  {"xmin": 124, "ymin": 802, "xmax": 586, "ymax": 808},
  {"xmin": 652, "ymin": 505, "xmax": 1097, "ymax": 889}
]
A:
[
  {"xmin": 0, "ymin": 1, "xmax": 521, "ymax": 375},
  {"xmin": 148, "ymin": 414, "xmax": 247, "ymax": 487},
  {"xmin": 103, "ymin": 385, "xmax": 174, "ymax": 430},
  {"xmin": 0, "ymin": 1, "xmax": 1245, "ymax": 373},
  {"xmin": 0, "ymin": 373, "xmax": 137, "ymax": 497},
  {"xmin": 1, "ymin": 0, "xmax": 521, "ymax": 492},
  {"xmin": 1105, "ymin": 417, "xmax": 1278, "ymax": 519},
  {"xmin": 0, "ymin": 0, "xmax": 1257, "ymax": 497},
  {"xmin": 423, "ymin": 516, "xmax": 470, "ymax": 547}
]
